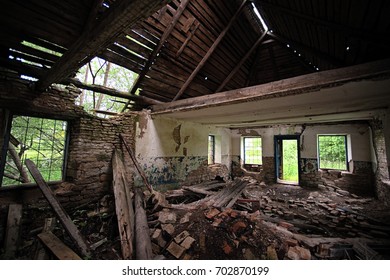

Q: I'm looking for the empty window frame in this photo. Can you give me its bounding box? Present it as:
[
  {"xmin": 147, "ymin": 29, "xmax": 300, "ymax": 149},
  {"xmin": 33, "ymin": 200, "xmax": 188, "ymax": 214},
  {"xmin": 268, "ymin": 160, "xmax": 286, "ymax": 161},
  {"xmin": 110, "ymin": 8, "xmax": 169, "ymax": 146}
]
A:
[
  {"xmin": 244, "ymin": 137, "xmax": 262, "ymax": 165},
  {"xmin": 318, "ymin": 135, "xmax": 348, "ymax": 171},
  {"xmin": 208, "ymin": 135, "xmax": 215, "ymax": 164},
  {"xmin": 1, "ymin": 115, "xmax": 68, "ymax": 186}
]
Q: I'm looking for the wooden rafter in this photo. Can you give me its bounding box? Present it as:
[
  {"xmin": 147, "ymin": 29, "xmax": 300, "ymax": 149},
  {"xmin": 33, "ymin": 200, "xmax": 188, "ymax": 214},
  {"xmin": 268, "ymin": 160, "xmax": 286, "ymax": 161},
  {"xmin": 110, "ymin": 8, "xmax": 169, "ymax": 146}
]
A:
[
  {"xmin": 258, "ymin": 0, "xmax": 390, "ymax": 50},
  {"xmin": 121, "ymin": 0, "xmax": 191, "ymax": 112},
  {"xmin": 37, "ymin": 0, "xmax": 170, "ymax": 91},
  {"xmin": 172, "ymin": 0, "xmax": 249, "ymax": 101},
  {"xmin": 216, "ymin": 31, "xmax": 267, "ymax": 92}
]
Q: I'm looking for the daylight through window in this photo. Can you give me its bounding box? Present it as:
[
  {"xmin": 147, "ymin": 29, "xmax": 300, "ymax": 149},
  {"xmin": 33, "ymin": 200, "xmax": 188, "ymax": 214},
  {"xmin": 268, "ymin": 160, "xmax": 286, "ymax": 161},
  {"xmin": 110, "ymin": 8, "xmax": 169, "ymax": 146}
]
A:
[
  {"xmin": 318, "ymin": 135, "xmax": 347, "ymax": 170},
  {"xmin": 2, "ymin": 116, "xmax": 68, "ymax": 186},
  {"xmin": 244, "ymin": 137, "xmax": 262, "ymax": 165}
]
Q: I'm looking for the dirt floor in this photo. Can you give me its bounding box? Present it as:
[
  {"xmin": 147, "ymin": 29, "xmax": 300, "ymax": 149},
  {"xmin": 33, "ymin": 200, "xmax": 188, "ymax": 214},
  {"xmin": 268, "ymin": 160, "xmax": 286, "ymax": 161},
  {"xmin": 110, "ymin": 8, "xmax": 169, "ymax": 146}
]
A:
[{"xmin": 1, "ymin": 178, "xmax": 390, "ymax": 260}]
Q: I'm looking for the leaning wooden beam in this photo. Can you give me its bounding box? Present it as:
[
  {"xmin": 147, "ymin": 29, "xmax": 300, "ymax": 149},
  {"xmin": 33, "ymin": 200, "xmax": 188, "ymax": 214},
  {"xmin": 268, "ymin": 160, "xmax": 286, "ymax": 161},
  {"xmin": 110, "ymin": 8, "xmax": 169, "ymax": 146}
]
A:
[
  {"xmin": 135, "ymin": 188, "xmax": 153, "ymax": 260},
  {"xmin": 216, "ymin": 31, "xmax": 268, "ymax": 92},
  {"xmin": 119, "ymin": 134, "xmax": 153, "ymax": 193},
  {"xmin": 4, "ymin": 204, "xmax": 23, "ymax": 258},
  {"xmin": 38, "ymin": 231, "xmax": 82, "ymax": 260},
  {"xmin": 172, "ymin": 0, "xmax": 249, "ymax": 101},
  {"xmin": 63, "ymin": 78, "xmax": 162, "ymax": 106},
  {"xmin": 121, "ymin": 0, "xmax": 191, "ymax": 111},
  {"xmin": 152, "ymin": 58, "xmax": 390, "ymax": 114},
  {"xmin": 112, "ymin": 149, "xmax": 135, "ymax": 259},
  {"xmin": 37, "ymin": 0, "xmax": 170, "ymax": 91},
  {"xmin": 25, "ymin": 159, "xmax": 91, "ymax": 258}
]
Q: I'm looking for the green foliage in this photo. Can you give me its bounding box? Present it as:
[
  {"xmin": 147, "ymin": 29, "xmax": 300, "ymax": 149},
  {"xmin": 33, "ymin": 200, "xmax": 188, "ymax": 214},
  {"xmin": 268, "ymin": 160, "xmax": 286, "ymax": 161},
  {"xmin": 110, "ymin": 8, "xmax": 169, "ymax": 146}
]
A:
[
  {"xmin": 318, "ymin": 135, "xmax": 347, "ymax": 170},
  {"xmin": 244, "ymin": 137, "xmax": 262, "ymax": 164},
  {"xmin": 282, "ymin": 140, "xmax": 299, "ymax": 182},
  {"xmin": 2, "ymin": 116, "xmax": 67, "ymax": 186},
  {"xmin": 75, "ymin": 57, "xmax": 139, "ymax": 116}
]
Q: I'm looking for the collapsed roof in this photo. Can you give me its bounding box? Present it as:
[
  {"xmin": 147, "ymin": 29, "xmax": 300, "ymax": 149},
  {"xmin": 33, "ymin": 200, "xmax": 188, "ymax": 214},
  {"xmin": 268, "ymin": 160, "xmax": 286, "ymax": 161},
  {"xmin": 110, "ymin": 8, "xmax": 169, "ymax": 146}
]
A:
[{"xmin": 1, "ymin": 0, "xmax": 390, "ymax": 111}]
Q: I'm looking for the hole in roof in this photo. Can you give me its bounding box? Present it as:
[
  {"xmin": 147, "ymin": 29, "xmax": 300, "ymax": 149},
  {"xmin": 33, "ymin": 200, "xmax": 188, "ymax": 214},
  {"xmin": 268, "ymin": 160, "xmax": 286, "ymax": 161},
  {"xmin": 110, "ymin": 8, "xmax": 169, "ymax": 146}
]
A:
[
  {"xmin": 103, "ymin": 2, "xmax": 110, "ymax": 8},
  {"xmin": 251, "ymin": 2, "xmax": 269, "ymax": 32},
  {"xmin": 21, "ymin": 41, "xmax": 62, "ymax": 57},
  {"xmin": 346, "ymin": 46, "xmax": 350, "ymax": 51},
  {"xmin": 21, "ymin": 75, "xmax": 38, "ymax": 82}
]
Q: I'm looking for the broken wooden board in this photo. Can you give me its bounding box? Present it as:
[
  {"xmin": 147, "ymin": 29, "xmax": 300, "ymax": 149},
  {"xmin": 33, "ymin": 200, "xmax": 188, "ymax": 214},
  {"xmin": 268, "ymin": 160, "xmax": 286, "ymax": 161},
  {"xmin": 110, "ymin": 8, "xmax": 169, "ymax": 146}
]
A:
[
  {"xmin": 4, "ymin": 204, "xmax": 23, "ymax": 258},
  {"xmin": 112, "ymin": 149, "xmax": 135, "ymax": 259},
  {"xmin": 38, "ymin": 231, "xmax": 82, "ymax": 260},
  {"xmin": 25, "ymin": 159, "xmax": 91, "ymax": 258},
  {"xmin": 135, "ymin": 188, "xmax": 153, "ymax": 260},
  {"xmin": 35, "ymin": 217, "xmax": 57, "ymax": 260}
]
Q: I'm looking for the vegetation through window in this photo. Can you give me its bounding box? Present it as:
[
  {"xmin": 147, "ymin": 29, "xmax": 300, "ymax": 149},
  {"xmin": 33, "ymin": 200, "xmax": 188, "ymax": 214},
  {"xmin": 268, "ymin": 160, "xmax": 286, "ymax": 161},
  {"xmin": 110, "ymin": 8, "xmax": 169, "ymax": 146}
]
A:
[
  {"xmin": 1, "ymin": 116, "xmax": 67, "ymax": 186},
  {"xmin": 318, "ymin": 135, "xmax": 347, "ymax": 170},
  {"xmin": 208, "ymin": 135, "xmax": 215, "ymax": 164},
  {"xmin": 244, "ymin": 137, "xmax": 262, "ymax": 164}
]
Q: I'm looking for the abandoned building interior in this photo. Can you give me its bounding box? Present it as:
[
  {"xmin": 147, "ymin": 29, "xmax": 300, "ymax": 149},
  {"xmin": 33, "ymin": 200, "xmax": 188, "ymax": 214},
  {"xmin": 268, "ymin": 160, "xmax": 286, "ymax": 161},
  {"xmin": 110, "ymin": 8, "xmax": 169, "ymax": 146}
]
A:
[{"xmin": 1, "ymin": 0, "xmax": 390, "ymax": 260}]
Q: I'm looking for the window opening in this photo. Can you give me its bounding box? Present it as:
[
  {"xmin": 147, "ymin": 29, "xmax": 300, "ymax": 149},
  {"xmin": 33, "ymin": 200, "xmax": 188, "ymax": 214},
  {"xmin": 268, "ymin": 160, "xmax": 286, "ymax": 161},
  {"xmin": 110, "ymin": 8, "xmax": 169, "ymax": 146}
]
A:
[
  {"xmin": 208, "ymin": 135, "xmax": 215, "ymax": 164},
  {"xmin": 244, "ymin": 137, "xmax": 262, "ymax": 165},
  {"xmin": 1, "ymin": 116, "xmax": 68, "ymax": 186},
  {"xmin": 318, "ymin": 135, "xmax": 348, "ymax": 170}
]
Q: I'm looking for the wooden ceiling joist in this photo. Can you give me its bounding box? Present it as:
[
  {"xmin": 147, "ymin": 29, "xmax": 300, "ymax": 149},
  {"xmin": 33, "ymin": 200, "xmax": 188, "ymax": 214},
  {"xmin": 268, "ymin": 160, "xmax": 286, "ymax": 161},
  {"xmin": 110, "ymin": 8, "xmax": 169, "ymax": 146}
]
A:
[
  {"xmin": 36, "ymin": 0, "xmax": 170, "ymax": 91},
  {"xmin": 172, "ymin": 0, "xmax": 249, "ymax": 101}
]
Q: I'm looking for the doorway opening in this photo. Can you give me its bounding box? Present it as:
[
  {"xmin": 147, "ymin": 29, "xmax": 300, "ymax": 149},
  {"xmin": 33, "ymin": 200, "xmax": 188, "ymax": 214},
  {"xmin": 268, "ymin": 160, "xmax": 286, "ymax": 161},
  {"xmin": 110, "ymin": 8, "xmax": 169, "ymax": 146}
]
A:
[{"xmin": 275, "ymin": 135, "xmax": 300, "ymax": 185}]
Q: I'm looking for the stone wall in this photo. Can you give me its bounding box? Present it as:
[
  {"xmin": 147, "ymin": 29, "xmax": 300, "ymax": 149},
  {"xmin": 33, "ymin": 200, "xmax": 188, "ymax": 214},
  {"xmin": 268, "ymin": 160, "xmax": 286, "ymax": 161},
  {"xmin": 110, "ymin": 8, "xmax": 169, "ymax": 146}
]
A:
[
  {"xmin": 0, "ymin": 76, "xmax": 137, "ymax": 209},
  {"xmin": 231, "ymin": 155, "xmax": 275, "ymax": 184}
]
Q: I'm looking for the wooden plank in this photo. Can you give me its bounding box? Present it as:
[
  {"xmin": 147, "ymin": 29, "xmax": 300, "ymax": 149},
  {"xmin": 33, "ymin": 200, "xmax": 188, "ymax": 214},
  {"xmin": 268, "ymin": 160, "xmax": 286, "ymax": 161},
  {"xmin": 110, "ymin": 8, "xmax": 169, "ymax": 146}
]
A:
[
  {"xmin": 37, "ymin": 0, "xmax": 170, "ymax": 90},
  {"xmin": 134, "ymin": 188, "xmax": 153, "ymax": 260},
  {"xmin": 25, "ymin": 159, "xmax": 91, "ymax": 258},
  {"xmin": 112, "ymin": 149, "xmax": 135, "ymax": 259},
  {"xmin": 119, "ymin": 134, "xmax": 153, "ymax": 193},
  {"xmin": 4, "ymin": 204, "xmax": 23, "ymax": 258},
  {"xmin": 35, "ymin": 218, "xmax": 57, "ymax": 260},
  {"xmin": 38, "ymin": 231, "xmax": 82, "ymax": 260},
  {"xmin": 172, "ymin": 0, "xmax": 249, "ymax": 101}
]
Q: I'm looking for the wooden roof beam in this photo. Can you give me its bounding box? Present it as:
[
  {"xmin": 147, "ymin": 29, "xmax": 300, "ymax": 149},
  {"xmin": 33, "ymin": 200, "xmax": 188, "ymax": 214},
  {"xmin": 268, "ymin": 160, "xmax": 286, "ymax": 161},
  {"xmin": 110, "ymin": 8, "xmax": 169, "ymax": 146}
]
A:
[
  {"xmin": 216, "ymin": 31, "xmax": 268, "ymax": 92},
  {"xmin": 36, "ymin": 0, "xmax": 170, "ymax": 91},
  {"xmin": 121, "ymin": 0, "xmax": 191, "ymax": 112},
  {"xmin": 258, "ymin": 0, "xmax": 390, "ymax": 49},
  {"xmin": 172, "ymin": 0, "xmax": 249, "ymax": 101},
  {"xmin": 63, "ymin": 78, "xmax": 163, "ymax": 106}
]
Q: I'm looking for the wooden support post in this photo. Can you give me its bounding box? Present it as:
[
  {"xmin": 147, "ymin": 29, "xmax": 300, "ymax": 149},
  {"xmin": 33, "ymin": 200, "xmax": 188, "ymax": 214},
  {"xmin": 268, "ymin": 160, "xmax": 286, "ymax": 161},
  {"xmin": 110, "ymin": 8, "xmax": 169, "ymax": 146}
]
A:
[
  {"xmin": 119, "ymin": 134, "xmax": 153, "ymax": 193},
  {"xmin": 38, "ymin": 231, "xmax": 82, "ymax": 260},
  {"xmin": 4, "ymin": 204, "xmax": 23, "ymax": 258},
  {"xmin": 25, "ymin": 159, "xmax": 91, "ymax": 258},
  {"xmin": 134, "ymin": 188, "xmax": 153, "ymax": 260},
  {"xmin": 173, "ymin": 0, "xmax": 248, "ymax": 101},
  {"xmin": 112, "ymin": 149, "xmax": 135, "ymax": 259}
]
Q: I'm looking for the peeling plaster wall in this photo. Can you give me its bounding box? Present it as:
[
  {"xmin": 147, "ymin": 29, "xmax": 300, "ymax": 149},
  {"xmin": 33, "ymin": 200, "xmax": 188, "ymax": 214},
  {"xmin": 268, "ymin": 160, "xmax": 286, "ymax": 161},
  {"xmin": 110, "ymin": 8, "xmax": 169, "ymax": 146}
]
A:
[
  {"xmin": 136, "ymin": 113, "xmax": 207, "ymax": 189},
  {"xmin": 231, "ymin": 123, "xmax": 376, "ymax": 195}
]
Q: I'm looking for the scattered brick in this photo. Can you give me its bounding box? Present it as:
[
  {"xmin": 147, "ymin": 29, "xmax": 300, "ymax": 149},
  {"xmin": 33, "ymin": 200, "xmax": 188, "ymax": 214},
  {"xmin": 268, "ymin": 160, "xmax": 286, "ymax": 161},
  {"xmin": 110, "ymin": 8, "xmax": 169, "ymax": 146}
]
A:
[{"xmin": 167, "ymin": 242, "xmax": 186, "ymax": 259}]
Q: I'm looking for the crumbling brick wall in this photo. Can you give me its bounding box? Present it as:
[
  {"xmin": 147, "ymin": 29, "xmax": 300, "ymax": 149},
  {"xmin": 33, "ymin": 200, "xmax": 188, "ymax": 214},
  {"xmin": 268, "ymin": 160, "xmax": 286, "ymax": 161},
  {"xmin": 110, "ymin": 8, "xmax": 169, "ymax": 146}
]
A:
[
  {"xmin": 231, "ymin": 156, "xmax": 275, "ymax": 184},
  {"xmin": 0, "ymin": 77, "xmax": 137, "ymax": 209}
]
